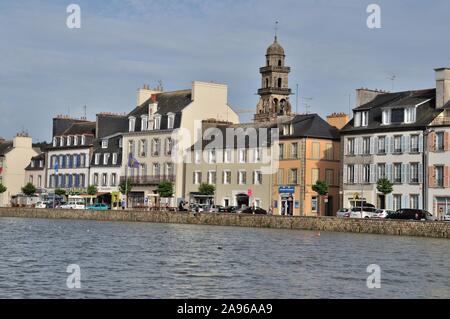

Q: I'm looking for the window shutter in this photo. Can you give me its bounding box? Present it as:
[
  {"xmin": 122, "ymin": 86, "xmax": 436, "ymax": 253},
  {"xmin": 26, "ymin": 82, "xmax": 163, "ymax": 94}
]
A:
[
  {"xmin": 401, "ymin": 136, "xmax": 406, "ymax": 153},
  {"xmin": 445, "ymin": 132, "xmax": 449, "ymax": 152},
  {"xmin": 428, "ymin": 166, "xmax": 435, "ymax": 188},
  {"xmin": 387, "ymin": 164, "xmax": 393, "ymax": 182},
  {"xmin": 405, "ymin": 163, "xmax": 410, "ymax": 184},
  {"xmin": 418, "ymin": 163, "xmax": 423, "ymax": 183},
  {"xmin": 386, "ymin": 137, "xmax": 391, "ymax": 154},
  {"xmin": 418, "ymin": 194, "xmax": 423, "ymax": 209},
  {"xmin": 370, "ymin": 164, "xmax": 376, "ymax": 183},
  {"xmin": 445, "ymin": 166, "xmax": 449, "ymax": 188},
  {"xmin": 404, "ymin": 135, "xmax": 410, "ymax": 153},
  {"xmin": 428, "ymin": 133, "xmax": 436, "ymax": 152},
  {"xmin": 418, "ymin": 134, "xmax": 424, "ymax": 152},
  {"xmin": 401, "ymin": 164, "xmax": 407, "ymax": 184},
  {"xmin": 402, "ymin": 195, "xmax": 409, "ymax": 209},
  {"xmin": 370, "ymin": 137, "xmax": 375, "ymax": 155},
  {"xmin": 343, "ymin": 165, "xmax": 348, "ymax": 184},
  {"xmin": 387, "ymin": 194, "xmax": 393, "ymax": 210},
  {"xmin": 390, "ymin": 137, "xmax": 395, "ymax": 154}
]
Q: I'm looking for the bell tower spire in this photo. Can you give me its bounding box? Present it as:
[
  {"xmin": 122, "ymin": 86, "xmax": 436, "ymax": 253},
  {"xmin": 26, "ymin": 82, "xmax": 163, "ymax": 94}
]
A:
[{"xmin": 254, "ymin": 28, "xmax": 292, "ymax": 122}]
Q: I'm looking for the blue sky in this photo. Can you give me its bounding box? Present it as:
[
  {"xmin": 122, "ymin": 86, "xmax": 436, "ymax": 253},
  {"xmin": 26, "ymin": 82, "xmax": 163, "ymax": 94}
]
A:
[{"xmin": 0, "ymin": 0, "xmax": 449, "ymax": 142}]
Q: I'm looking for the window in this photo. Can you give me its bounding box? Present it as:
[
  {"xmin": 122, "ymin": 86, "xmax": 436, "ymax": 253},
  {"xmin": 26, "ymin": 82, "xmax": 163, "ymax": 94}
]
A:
[
  {"xmin": 254, "ymin": 170, "xmax": 263, "ymax": 185},
  {"xmin": 363, "ymin": 137, "xmax": 371, "ymax": 155},
  {"xmin": 377, "ymin": 163, "xmax": 386, "ymax": 180},
  {"xmin": 347, "ymin": 138, "xmax": 355, "ymax": 156},
  {"xmin": 326, "ymin": 169, "xmax": 334, "ymax": 186},
  {"xmin": 53, "ymin": 137, "xmax": 57, "ymax": 147},
  {"xmin": 382, "ymin": 109, "xmax": 391, "ymax": 125},
  {"xmin": 394, "ymin": 135, "xmax": 402, "ymax": 153},
  {"xmin": 93, "ymin": 173, "xmax": 99, "ymax": 186},
  {"xmin": 194, "ymin": 150, "xmax": 201, "ymax": 164},
  {"xmin": 167, "ymin": 113, "xmax": 175, "ymax": 129},
  {"xmin": 405, "ymin": 107, "xmax": 416, "ymax": 124},
  {"xmin": 224, "ymin": 149, "xmax": 232, "ymax": 163},
  {"xmin": 67, "ymin": 136, "xmax": 72, "ymax": 146},
  {"xmin": 361, "ymin": 111, "xmax": 369, "ymax": 127},
  {"xmin": 29, "ymin": 175, "xmax": 33, "ymax": 184},
  {"xmin": 238, "ymin": 170, "xmax": 247, "ymax": 185},
  {"xmin": 152, "ymin": 163, "xmax": 160, "ymax": 176},
  {"xmin": 165, "ymin": 163, "xmax": 174, "ymax": 177},
  {"xmin": 410, "ymin": 195, "xmax": 419, "ymax": 209},
  {"xmin": 60, "ymin": 137, "xmax": 64, "ymax": 147},
  {"xmin": 128, "ymin": 140, "xmax": 135, "ymax": 155},
  {"xmin": 74, "ymin": 136, "xmax": 78, "ymax": 146},
  {"xmin": 289, "ymin": 169, "xmax": 298, "ymax": 184},
  {"xmin": 151, "ymin": 138, "xmax": 160, "ymax": 156},
  {"xmin": 279, "ymin": 143, "xmax": 285, "ymax": 160},
  {"xmin": 410, "ymin": 135, "xmax": 419, "ymax": 153},
  {"xmin": 410, "ymin": 163, "xmax": 419, "ymax": 183},
  {"xmin": 278, "ymin": 168, "xmax": 284, "ymax": 185},
  {"xmin": 208, "ymin": 171, "xmax": 216, "ymax": 184},
  {"xmin": 118, "ymin": 138, "xmax": 123, "ymax": 148},
  {"xmin": 102, "ymin": 173, "xmax": 108, "ymax": 186},
  {"xmin": 31, "ymin": 161, "xmax": 35, "ymax": 168},
  {"xmin": 208, "ymin": 149, "xmax": 216, "ymax": 164},
  {"xmin": 254, "ymin": 148, "xmax": 262, "ymax": 162},
  {"xmin": 141, "ymin": 116, "xmax": 148, "ymax": 131},
  {"xmin": 103, "ymin": 153, "xmax": 110, "ymax": 165},
  {"xmin": 129, "ymin": 117, "xmax": 136, "ymax": 132},
  {"xmin": 102, "ymin": 139, "xmax": 108, "ymax": 149},
  {"xmin": 311, "ymin": 168, "xmax": 319, "ymax": 185},
  {"xmin": 325, "ymin": 143, "xmax": 333, "ymax": 160},
  {"xmin": 165, "ymin": 138, "xmax": 173, "ymax": 156},
  {"xmin": 37, "ymin": 175, "xmax": 42, "ymax": 188},
  {"xmin": 347, "ymin": 165, "xmax": 355, "ymax": 184},
  {"xmin": 394, "ymin": 163, "xmax": 402, "ymax": 183},
  {"xmin": 393, "ymin": 195, "xmax": 402, "ymax": 210},
  {"xmin": 139, "ymin": 139, "xmax": 148, "ymax": 157},
  {"xmin": 378, "ymin": 136, "xmax": 386, "ymax": 154},
  {"xmin": 81, "ymin": 135, "xmax": 86, "ymax": 145},
  {"xmin": 39, "ymin": 160, "xmax": 43, "ymax": 168},
  {"xmin": 436, "ymin": 132, "xmax": 445, "ymax": 151},
  {"xmin": 112, "ymin": 153, "xmax": 118, "ymax": 165},
  {"xmin": 111, "ymin": 173, "xmax": 117, "ymax": 186},
  {"xmin": 154, "ymin": 115, "xmax": 161, "ymax": 130},
  {"xmin": 391, "ymin": 108, "xmax": 404, "ymax": 123},
  {"xmin": 363, "ymin": 164, "xmax": 370, "ymax": 183},
  {"xmin": 238, "ymin": 149, "xmax": 247, "ymax": 163},
  {"xmin": 194, "ymin": 171, "xmax": 202, "ymax": 184},
  {"xmin": 290, "ymin": 143, "xmax": 298, "ymax": 159},
  {"xmin": 312, "ymin": 142, "xmax": 320, "ymax": 159},
  {"xmin": 354, "ymin": 112, "xmax": 361, "ymax": 127},
  {"xmin": 311, "ymin": 197, "xmax": 318, "ymax": 212},
  {"xmin": 95, "ymin": 153, "xmax": 100, "ymax": 165},
  {"xmin": 435, "ymin": 166, "xmax": 444, "ymax": 187},
  {"xmin": 223, "ymin": 170, "xmax": 231, "ymax": 184}
]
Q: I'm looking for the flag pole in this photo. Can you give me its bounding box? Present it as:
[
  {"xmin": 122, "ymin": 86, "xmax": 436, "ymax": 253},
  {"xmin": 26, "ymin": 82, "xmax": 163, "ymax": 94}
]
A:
[{"xmin": 125, "ymin": 154, "xmax": 128, "ymax": 209}]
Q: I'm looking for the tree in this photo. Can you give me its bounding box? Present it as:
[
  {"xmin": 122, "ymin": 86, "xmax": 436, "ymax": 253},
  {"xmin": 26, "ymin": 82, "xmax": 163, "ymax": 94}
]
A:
[
  {"xmin": 119, "ymin": 179, "xmax": 132, "ymax": 195},
  {"xmin": 312, "ymin": 181, "xmax": 329, "ymax": 216},
  {"xmin": 87, "ymin": 185, "xmax": 98, "ymax": 196},
  {"xmin": 55, "ymin": 188, "xmax": 67, "ymax": 196},
  {"xmin": 0, "ymin": 183, "xmax": 7, "ymax": 194},
  {"xmin": 22, "ymin": 183, "xmax": 37, "ymax": 196},
  {"xmin": 377, "ymin": 178, "xmax": 393, "ymax": 209},
  {"xmin": 157, "ymin": 181, "xmax": 174, "ymax": 198},
  {"xmin": 198, "ymin": 183, "xmax": 215, "ymax": 196}
]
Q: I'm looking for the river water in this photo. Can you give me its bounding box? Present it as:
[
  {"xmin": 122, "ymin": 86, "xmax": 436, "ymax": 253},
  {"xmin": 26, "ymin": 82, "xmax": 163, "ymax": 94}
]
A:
[{"xmin": 0, "ymin": 217, "xmax": 449, "ymax": 298}]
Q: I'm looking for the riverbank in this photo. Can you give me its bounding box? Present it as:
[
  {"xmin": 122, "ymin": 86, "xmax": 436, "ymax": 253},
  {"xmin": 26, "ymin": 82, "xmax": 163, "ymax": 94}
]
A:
[{"xmin": 0, "ymin": 207, "xmax": 449, "ymax": 239}]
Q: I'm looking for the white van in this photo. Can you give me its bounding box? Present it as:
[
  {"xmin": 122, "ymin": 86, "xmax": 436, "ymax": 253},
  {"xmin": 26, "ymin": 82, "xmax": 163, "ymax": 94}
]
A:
[{"xmin": 60, "ymin": 196, "xmax": 86, "ymax": 210}]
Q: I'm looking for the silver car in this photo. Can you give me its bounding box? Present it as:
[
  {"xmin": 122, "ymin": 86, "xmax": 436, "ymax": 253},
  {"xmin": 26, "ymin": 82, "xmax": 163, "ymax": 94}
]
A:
[{"xmin": 336, "ymin": 208, "xmax": 352, "ymax": 218}]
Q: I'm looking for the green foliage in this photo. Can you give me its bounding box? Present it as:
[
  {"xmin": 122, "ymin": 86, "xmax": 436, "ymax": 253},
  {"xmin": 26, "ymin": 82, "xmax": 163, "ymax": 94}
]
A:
[
  {"xmin": 157, "ymin": 181, "xmax": 174, "ymax": 198},
  {"xmin": 0, "ymin": 183, "xmax": 7, "ymax": 194},
  {"xmin": 87, "ymin": 185, "xmax": 98, "ymax": 196},
  {"xmin": 55, "ymin": 188, "xmax": 67, "ymax": 196},
  {"xmin": 119, "ymin": 179, "xmax": 132, "ymax": 195},
  {"xmin": 22, "ymin": 183, "xmax": 37, "ymax": 196},
  {"xmin": 377, "ymin": 178, "xmax": 393, "ymax": 195},
  {"xmin": 312, "ymin": 180, "xmax": 328, "ymax": 196},
  {"xmin": 198, "ymin": 183, "xmax": 215, "ymax": 196}
]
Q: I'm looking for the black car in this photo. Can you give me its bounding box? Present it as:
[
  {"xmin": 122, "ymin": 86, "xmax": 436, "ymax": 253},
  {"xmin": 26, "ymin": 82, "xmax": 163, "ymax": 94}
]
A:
[
  {"xmin": 240, "ymin": 207, "xmax": 268, "ymax": 215},
  {"xmin": 225, "ymin": 206, "xmax": 238, "ymax": 213},
  {"xmin": 386, "ymin": 209, "xmax": 433, "ymax": 221}
]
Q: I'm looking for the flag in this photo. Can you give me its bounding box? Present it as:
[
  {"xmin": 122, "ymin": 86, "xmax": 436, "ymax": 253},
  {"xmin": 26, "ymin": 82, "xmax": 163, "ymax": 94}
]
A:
[
  {"xmin": 128, "ymin": 153, "xmax": 140, "ymax": 168},
  {"xmin": 0, "ymin": 167, "xmax": 3, "ymax": 174}
]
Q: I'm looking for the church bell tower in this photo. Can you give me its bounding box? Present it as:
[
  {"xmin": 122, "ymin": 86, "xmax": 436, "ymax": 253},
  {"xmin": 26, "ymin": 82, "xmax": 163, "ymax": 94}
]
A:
[{"xmin": 254, "ymin": 35, "xmax": 293, "ymax": 122}]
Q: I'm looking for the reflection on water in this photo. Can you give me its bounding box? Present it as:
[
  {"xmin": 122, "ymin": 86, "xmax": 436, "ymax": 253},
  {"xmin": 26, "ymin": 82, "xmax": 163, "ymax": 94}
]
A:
[{"xmin": 0, "ymin": 217, "xmax": 449, "ymax": 298}]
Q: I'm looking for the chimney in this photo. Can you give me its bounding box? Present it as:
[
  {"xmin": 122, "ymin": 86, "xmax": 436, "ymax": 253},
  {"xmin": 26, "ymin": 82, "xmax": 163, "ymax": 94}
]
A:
[
  {"xmin": 355, "ymin": 88, "xmax": 386, "ymax": 108},
  {"xmin": 136, "ymin": 84, "xmax": 162, "ymax": 106},
  {"xmin": 326, "ymin": 113, "xmax": 350, "ymax": 130},
  {"xmin": 435, "ymin": 68, "xmax": 450, "ymax": 108}
]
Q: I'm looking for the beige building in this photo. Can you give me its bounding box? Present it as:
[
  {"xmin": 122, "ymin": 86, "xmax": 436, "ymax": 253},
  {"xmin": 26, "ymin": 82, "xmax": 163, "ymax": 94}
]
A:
[
  {"xmin": 24, "ymin": 153, "xmax": 46, "ymax": 191},
  {"xmin": 0, "ymin": 134, "xmax": 39, "ymax": 206},
  {"xmin": 122, "ymin": 81, "xmax": 239, "ymax": 207}
]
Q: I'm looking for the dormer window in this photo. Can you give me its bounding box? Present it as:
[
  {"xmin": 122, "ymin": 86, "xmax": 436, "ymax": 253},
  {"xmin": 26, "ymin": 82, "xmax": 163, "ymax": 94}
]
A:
[
  {"xmin": 53, "ymin": 137, "xmax": 57, "ymax": 147},
  {"xmin": 31, "ymin": 161, "xmax": 35, "ymax": 168},
  {"xmin": 154, "ymin": 115, "xmax": 161, "ymax": 130},
  {"xmin": 74, "ymin": 136, "xmax": 78, "ymax": 146},
  {"xmin": 102, "ymin": 139, "xmax": 108, "ymax": 149},
  {"xmin": 81, "ymin": 135, "xmax": 86, "ymax": 145},
  {"xmin": 119, "ymin": 138, "xmax": 123, "ymax": 148},
  {"xmin": 382, "ymin": 109, "xmax": 391, "ymax": 125},
  {"xmin": 67, "ymin": 136, "xmax": 72, "ymax": 146},
  {"xmin": 354, "ymin": 111, "xmax": 369, "ymax": 127},
  {"xmin": 167, "ymin": 113, "xmax": 175, "ymax": 129},
  {"xmin": 95, "ymin": 153, "xmax": 100, "ymax": 165},
  {"xmin": 404, "ymin": 107, "xmax": 416, "ymax": 124},
  {"xmin": 129, "ymin": 116, "xmax": 136, "ymax": 132},
  {"xmin": 59, "ymin": 137, "xmax": 64, "ymax": 147},
  {"xmin": 141, "ymin": 115, "xmax": 148, "ymax": 131}
]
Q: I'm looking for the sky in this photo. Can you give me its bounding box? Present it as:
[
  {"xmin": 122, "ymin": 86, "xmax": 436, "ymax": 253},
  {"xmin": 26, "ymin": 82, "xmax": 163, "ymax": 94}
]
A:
[{"xmin": 1, "ymin": 0, "xmax": 450, "ymax": 142}]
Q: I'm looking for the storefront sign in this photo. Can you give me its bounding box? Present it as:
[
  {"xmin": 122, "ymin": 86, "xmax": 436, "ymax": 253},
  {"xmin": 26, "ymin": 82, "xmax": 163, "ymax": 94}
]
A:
[{"xmin": 279, "ymin": 186, "xmax": 295, "ymax": 194}]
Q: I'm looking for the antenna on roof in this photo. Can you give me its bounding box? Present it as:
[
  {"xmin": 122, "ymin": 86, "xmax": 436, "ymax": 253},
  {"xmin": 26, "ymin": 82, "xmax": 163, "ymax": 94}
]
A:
[
  {"xmin": 301, "ymin": 97, "xmax": 313, "ymax": 114},
  {"xmin": 296, "ymin": 84, "xmax": 299, "ymax": 114},
  {"xmin": 82, "ymin": 105, "xmax": 87, "ymax": 120},
  {"xmin": 274, "ymin": 21, "xmax": 279, "ymax": 41},
  {"xmin": 387, "ymin": 74, "xmax": 396, "ymax": 92}
]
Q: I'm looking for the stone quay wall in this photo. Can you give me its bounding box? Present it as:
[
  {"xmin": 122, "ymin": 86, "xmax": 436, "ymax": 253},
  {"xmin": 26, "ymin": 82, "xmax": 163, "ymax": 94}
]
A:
[{"xmin": 0, "ymin": 207, "xmax": 449, "ymax": 239}]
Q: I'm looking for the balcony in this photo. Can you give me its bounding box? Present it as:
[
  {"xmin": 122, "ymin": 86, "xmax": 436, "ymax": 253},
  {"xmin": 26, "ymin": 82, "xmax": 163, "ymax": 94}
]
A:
[
  {"xmin": 120, "ymin": 175, "xmax": 175, "ymax": 185},
  {"xmin": 257, "ymin": 87, "xmax": 292, "ymax": 96},
  {"xmin": 259, "ymin": 66, "xmax": 291, "ymax": 73}
]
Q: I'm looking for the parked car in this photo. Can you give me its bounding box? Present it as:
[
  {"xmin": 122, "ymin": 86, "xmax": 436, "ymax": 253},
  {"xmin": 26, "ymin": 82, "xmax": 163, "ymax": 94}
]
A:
[
  {"xmin": 336, "ymin": 208, "xmax": 352, "ymax": 218},
  {"xmin": 386, "ymin": 209, "xmax": 434, "ymax": 221},
  {"xmin": 375, "ymin": 209, "xmax": 396, "ymax": 219},
  {"xmin": 224, "ymin": 206, "xmax": 238, "ymax": 213},
  {"xmin": 444, "ymin": 211, "xmax": 450, "ymax": 221},
  {"xmin": 350, "ymin": 207, "xmax": 378, "ymax": 219},
  {"xmin": 86, "ymin": 203, "xmax": 109, "ymax": 211},
  {"xmin": 35, "ymin": 201, "xmax": 47, "ymax": 209},
  {"xmin": 240, "ymin": 207, "xmax": 268, "ymax": 215}
]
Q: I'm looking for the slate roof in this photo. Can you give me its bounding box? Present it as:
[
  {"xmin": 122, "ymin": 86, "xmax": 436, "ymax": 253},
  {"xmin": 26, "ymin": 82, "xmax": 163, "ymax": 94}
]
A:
[
  {"xmin": 90, "ymin": 134, "xmax": 123, "ymax": 167},
  {"xmin": 341, "ymin": 89, "xmax": 440, "ymax": 134},
  {"xmin": 61, "ymin": 121, "xmax": 96, "ymax": 136},
  {"xmin": 25, "ymin": 153, "xmax": 46, "ymax": 171},
  {"xmin": 128, "ymin": 90, "xmax": 192, "ymax": 132},
  {"xmin": 96, "ymin": 114, "xmax": 128, "ymax": 139},
  {"xmin": 0, "ymin": 141, "xmax": 13, "ymax": 156},
  {"xmin": 282, "ymin": 114, "xmax": 341, "ymax": 140}
]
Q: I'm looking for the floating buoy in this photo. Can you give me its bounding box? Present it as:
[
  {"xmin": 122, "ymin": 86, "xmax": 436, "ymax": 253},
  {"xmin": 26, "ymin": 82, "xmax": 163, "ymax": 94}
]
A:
[
  {"xmin": 217, "ymin": 246, "xmax": 223, "ymax": 250},
  {"xmin": 317, "ymin": 232, "xmax": 321, "ymax": 237}
]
